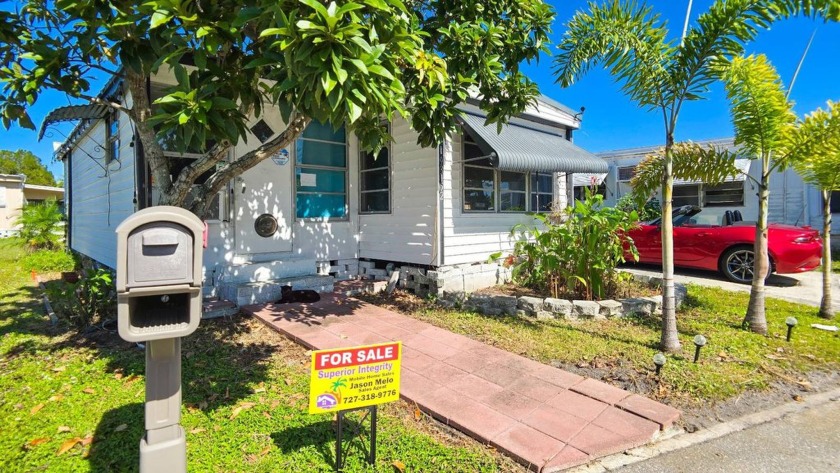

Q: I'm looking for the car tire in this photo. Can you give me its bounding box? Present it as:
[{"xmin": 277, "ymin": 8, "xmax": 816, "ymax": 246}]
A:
[{"xmin": 719, "ymin": 245, "xmax": 774, "ymax": 284}]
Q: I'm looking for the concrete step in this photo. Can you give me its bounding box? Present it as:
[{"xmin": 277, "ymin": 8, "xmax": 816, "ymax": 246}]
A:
[
  {"xmin": 222, "ymin": 257, "xmax": 316, "ymax": 284},
  {"xmin": 219, "ymin": 275, "xmax": 335, "ymax": 306},
  {"xmin": 202, "ymin": 299, "xmax": 238, "ymax": 319}
]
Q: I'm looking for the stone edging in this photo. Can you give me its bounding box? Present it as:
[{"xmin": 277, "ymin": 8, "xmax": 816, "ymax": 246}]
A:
[{"xmin": 439, "ymin": 276, "xmax": 687, "ymax": 320}]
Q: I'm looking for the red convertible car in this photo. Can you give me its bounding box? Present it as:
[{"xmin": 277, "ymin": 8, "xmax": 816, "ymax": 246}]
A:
[{"xmin": 627, "ymin": 206, "xmax": 822, "ymax": 284}]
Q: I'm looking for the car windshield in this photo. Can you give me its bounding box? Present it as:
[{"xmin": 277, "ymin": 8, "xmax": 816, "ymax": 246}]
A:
[{"xmin": 643, "ymin": 206, "xmax": 700, "ymax": 227}]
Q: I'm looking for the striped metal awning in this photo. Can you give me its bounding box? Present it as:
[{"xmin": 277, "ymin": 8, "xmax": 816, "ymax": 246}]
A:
[
  {"xmin": 38, "ymin": 104, "xmax": 110, "ymax": 140},
  {"xmin": 458, "ymin": 112, "xmax": 608, "ymax": 174}
]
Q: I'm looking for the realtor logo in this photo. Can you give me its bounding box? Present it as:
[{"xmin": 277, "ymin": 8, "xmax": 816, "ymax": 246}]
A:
[{"xmin": 316, "ymin": 393, "xmax": 338, "ymax": 410}]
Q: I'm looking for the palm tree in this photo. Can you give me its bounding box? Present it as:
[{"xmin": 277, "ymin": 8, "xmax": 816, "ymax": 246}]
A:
[
  {"xmin": 553, "ymin": 0, "xmax": 835, "ymax": 352},
  {"xmin": 789, "ymin": 101, "xmax": 840, "ymax": 319},
  {"xmin": 719, "ymin": 54, "xmax": 797, "ymax": 334},
  {"xmin": 330, "ymin": 378, "xmax": 348, "ymax": 403},
  {"xmin": 15, "ymin": 198, "xmax": 64, "ymax": 251}
]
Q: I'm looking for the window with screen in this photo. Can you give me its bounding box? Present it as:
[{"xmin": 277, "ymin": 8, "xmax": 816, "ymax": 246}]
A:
[
  {"xmin": 500, "ymin": 171, "xmax": 527, "ymax": 211},
  {"xmin": 359, "ymin": 124, "xmax": 390, "ymax": 213},
  {"xmin": 295, "ymin": 121, "xmax": 347, "ymax": 219},
  {"xmin": 531, "ymin": 172, "xmax": 554, "ymax": 212},
  {"xmin": 463, "ymin": 137, "xmax": 496, "ymax": 212},
  {"xmin": 618, "ymin": 166, "xmax": 636, "ymax": 181},
  {"xmin": 704, "ymin": 181, "xmax": 744, "ymax": 207},
  {"xmin": 106, "ymin": 110, "xmax": 120, "ymax": 165},
  {"xmin": 673, "ymin": 184, "xmax": 701, "ymax": 207}
]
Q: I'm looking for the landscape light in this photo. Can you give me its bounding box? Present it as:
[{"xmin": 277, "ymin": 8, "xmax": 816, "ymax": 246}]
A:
[
  {"xmin": 693, "ymin": 334, "xmax": 707, "ymax": 363},
  {"xmin": 785, "ymin": 317, "xmax": 798, "ymax": 342},
  {"xmin": 653, "ymin": 353, "xmax": 667, "ymax": 376}
]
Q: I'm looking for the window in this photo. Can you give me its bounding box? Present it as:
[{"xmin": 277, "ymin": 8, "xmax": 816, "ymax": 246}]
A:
[
  {"xmin": 618, "ymin": 166, "xmax": 636, "ymax": 181},
  {"xmin": 295, "ymin": 121, "xmax": 347, "ymax": 219},
  {"xmin": 106, "ymin": 110, "xmax": 120, "ymax": 164},
  {"xmin": 461, "ymin": 134, "xmax": 556, "ymax": 213},
  {"xmin": 359, "ymin": 124, "xmax": 390, "ymax": 213},
  {"xmin": 704, "ymin": 181, "xmax": 744, "ymax": 207},
  {"xmin": 573, "ymin": 183, "xmax": 606, "ymax": 202},
  {"xmin": 673, "ymin": 184, "xmax": 700, "ymax": 207},
  {"xmin": 463, "ymin": 136, "xmax": 496, "ymax": 211},
  {"xmin": 531, "ymin": 172, "xmax": 554, "ymax": 212},
  {"xmin": 831, "ymin": 191, "xmax": 840, "ymax": 214}
]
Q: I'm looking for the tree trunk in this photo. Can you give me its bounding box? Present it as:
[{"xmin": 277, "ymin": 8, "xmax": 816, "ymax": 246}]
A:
[
  {"xmin": 124, "ymin": 70, "xmax": 173, "ymax": 199},
  {"xmin": 660, "ymin": 136, "xmax": 681, "ymax": 353},
  {"xmin": 744, "ymin": 159, "xmax": 770, "ymax": 334},
  {"xmin": 820, "ymin": 190, "xmax": 834, "ymax": 319}
]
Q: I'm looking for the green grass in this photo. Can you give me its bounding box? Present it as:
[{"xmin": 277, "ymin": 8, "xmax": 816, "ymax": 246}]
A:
[
  {"xmin": 0, "ymin": 239, "xmax": 518, "ymax": 473},
  {"xmin": 379, "ymin": 287, "xmax": 840, "ymax": 407}
]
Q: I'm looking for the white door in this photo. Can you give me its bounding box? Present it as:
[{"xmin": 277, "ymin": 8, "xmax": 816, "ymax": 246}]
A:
[{"xmin": 234, "ymin": 154, "xmax": 294, "ymax": 256}]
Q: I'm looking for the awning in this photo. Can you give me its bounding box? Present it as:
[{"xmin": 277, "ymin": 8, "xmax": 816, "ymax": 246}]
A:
[
  {"xmin": 573, "ymin": 172, "xmax": 608, "ymax": 187},
  {"xmin": 38, "ymin": 104, "xmax": 110, "ymax": 140},
  {"xmin": 674, "ymin": 159, "xmax": 752, "ymax": 185},
  {"xmin": 458, "ymin": 112, "xmax": 609, "ymax": 174}
]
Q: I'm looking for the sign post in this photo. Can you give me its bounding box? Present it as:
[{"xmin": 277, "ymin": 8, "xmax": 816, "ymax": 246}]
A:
[{"xmin": 309, "ymin": 341, "xmax": 401, "ymax": 471}]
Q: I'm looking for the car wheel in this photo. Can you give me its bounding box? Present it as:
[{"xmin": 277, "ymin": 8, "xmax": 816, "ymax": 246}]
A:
[{"xmin": 720, "ymin": 246, "xmax": 756, "ymax": 284}]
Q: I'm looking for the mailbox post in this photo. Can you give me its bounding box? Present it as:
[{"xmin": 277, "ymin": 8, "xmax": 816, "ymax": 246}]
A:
[{"xmin": 115, "ymin": 206, "xmax": 204, "ymax": 473}]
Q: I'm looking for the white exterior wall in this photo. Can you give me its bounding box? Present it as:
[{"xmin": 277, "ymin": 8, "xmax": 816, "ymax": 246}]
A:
[
  {"xmin": 441, "ymin": 132, "xmax": 551, "ymax": 265},
  {"xmin": 358, "ymin": 116, "xmax": 437, "ymax": 265},
  {"xmin": 0, "ymin": 176, "xmax": 25, "ymax": 236},
  {"xmin": 68, "ymin": 108, "xmax": 136, "ymax": 269}
]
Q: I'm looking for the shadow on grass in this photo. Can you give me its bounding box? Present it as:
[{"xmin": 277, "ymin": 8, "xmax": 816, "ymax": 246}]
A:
[
  {"xmin": 271, "ymin": 414, "xmax": 373, "ymax": 471},
  {"xmin": 89, "ymin": 403, "xmax": 144, "ymax": 472}
]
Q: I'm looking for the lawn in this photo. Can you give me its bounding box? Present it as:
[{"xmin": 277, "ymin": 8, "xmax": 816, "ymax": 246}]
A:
[
  {"xmin": 0, "ymin": 239, "xmax": 520, "ymax": 473},
  {"xmin": 363, "ymin": 285, "xmax": 840, "ymax": 413}
]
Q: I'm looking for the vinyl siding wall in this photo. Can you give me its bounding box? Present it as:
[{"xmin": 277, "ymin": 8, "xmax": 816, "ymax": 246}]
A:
[
  {"xmin": 69, "ymin": 110, "xmax": 136, "ymax": 269},
  {"xmin": 441, "ymin": 132, "xmax": 550, "ymax": 265},
  {"xmin": 358, "ymin": 116, "xmax": 438, "ymax": 265}
]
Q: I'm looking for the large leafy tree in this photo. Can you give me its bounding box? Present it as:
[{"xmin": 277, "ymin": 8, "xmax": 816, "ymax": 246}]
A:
[
  {"xmin": 0, "ymin": 0, "xmax": 553, "ymax": 215},
  {"xmin": 0, "ymin": 149, "xmax": 57, "ymax": 186},
  {"xmin": 553, "ymin": 0, "xmax": 837, "ymax": 352},
  {"xmin": 789, "ymin": 101, "xmax": 840, "ymax": 319}
]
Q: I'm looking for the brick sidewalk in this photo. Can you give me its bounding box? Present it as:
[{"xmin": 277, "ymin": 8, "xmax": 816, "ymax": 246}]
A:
[{"xmin": 243, "ymin": 292, "xmax": 679, "ymax": 472}]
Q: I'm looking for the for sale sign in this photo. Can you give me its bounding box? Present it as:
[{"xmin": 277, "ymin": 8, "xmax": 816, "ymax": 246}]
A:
[{"xmin": 308, "ymin": 342, "xmax": 402, "ymax": 414}]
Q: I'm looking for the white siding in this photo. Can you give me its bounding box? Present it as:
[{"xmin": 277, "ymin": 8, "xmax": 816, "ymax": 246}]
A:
[
  {"xmin": 441, "ymin": 132, "xmax": 545, "ymax": 265},
  {"xmin": 69, "ymin": 113, "xmax": 136, "ymax": 269},
  {"xmin": 358, "ymin": 117, "xmax": 437, "ymax": 265}
]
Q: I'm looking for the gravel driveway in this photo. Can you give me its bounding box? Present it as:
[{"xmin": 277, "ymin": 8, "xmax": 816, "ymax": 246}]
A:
[{"xmin": 621, "ymin": 264, "xmax": 840, "ymax": 313}]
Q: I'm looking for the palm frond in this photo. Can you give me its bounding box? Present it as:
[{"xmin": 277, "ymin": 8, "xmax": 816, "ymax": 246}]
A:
[
  {"xmin": 789, "ymin": 101, "xmax": 840, "ymax": 190},
  {"xmin": 720, "ymin": 54, "xmax": 796, "ymax": 162},
  {"xmin": 630, "ymin": 141, "xmax": 744, "ymax": 203},
  {"xmin": 554, "ymin": 0, "xmax": 673, "ymax": 110}
]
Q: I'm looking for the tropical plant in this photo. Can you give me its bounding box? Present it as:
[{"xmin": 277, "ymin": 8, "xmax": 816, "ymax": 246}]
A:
[
  {"xmin": 509, "ymin": 187, "xmax": 639, "ymax": 300},
  {"xmin": 15, "ymin": 198, "xmax": 64, "ymax": 250},
  {"xmin": 615, "ymin": 193, "xmax": 661, "ymax": 222},
  {"xmin": 1, "ymin": 0, "xmax": 552, "ymax": 217},
  {"xmin": 553, "ymin": 0, "xmax": 837, "ymax": 351},
  {"xmin": 45, "ymin": 267, "xmax": 116, "ymax": 330},
  {"xmin": 789, "ymin": 101, "xmax": 840, "ymax": 319},
  {"xmin": 330, "ymin": 378, "xmax": 348, "ymax": 403},
  {"xmin": 718, "ymin": 54, "xmax": 798, "ymax": 334}
]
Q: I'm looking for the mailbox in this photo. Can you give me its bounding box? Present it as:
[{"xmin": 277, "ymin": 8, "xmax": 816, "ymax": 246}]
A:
[{"xmin": 116, "ymin": 206, "xmax": 204, "ymax": 343}]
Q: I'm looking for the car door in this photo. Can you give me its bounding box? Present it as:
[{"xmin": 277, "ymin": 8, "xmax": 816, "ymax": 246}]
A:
[
  {"xmin": 673, "ymin": 225, "xmax": 711, "ymax": 265},
  {"xmin": 632, "ymin": 224, "xmax": 662, "ymax": 264}
]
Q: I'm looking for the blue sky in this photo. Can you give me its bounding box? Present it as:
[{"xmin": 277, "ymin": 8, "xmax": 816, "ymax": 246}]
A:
[{"xmin": 2, "ymin": 0, "xmax": 839, "ymax": 180}]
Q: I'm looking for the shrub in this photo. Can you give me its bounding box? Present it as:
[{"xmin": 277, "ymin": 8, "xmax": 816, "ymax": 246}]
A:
[
  {"xmin": 508, "ymin": 187, "xmax": 639, "ymax": 300},
  {"xmin": 44, "ymin": 268, "xmax": 116, "ymax": 330},
  {"xmin": 15, "ymin": 199, "xmax": 64, "ymax": 251},
  {"xmin": 21, "ymin": 250, "xmax": 76, "ymax": 273},
  {"xmin": 616, "ymin": 193, "xmax": 661, "ymax": 222}
]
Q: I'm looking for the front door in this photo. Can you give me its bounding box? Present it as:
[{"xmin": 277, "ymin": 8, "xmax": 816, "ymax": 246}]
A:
[{"xmin": 234, "ymin": 155, "xmax": 294, "ymax": 257}]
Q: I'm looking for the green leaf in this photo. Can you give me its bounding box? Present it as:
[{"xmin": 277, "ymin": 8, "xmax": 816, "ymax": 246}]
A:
[{"xmin": 150, "ymin": 11, "xmax": 172, "ymax": 29}]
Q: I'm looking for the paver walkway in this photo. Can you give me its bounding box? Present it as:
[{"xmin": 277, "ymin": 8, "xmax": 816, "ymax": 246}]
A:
[{"xmin": 243, "ymin": 292, "xmax": 680, "ymax": 472}]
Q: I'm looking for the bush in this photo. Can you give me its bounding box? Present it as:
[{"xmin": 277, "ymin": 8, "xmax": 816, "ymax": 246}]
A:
[
  {"xmin": 21, "ymin": 250, "xmax": 76, "ymax": 273},
  {"xmin": 508, "ymin": 187, "xmax": 639, "ymax": 300},
  {"xmin": 616, "ymin": 193, "xmax": 661, "ymax": 222},
  {"xmin": 44, "ymin": 268, "xmax": 116, "ymax": 330},
  {"xmin": 16, "ymin": 198, "xmax": 64, "ymax": 251}
]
